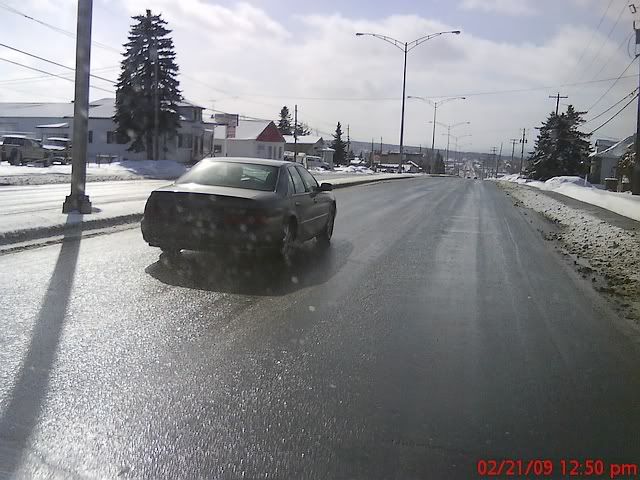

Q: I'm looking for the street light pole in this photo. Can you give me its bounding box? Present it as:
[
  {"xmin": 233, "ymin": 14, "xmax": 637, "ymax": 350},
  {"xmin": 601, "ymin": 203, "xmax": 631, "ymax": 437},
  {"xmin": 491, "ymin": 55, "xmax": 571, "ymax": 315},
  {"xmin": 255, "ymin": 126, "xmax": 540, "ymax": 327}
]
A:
[
  {"xmin": 399, "ymin": 42, "xmax": 408, "ymax": 173},
  {"xmin": 62, "ymin": 0, "xmax": 93, "ymax": 214},
  {"xmin": 356, "ymin": 30, "xmax": 461, "ymax": 175}
]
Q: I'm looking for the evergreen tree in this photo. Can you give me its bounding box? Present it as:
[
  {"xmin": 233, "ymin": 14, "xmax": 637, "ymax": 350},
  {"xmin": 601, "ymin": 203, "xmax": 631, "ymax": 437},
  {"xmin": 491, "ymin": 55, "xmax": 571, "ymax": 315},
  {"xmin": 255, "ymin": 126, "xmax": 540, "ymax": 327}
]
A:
[
  {"xmin": 277, "ymin": 106, "xmax": 293, "ymax": 136},
  {"xmin": 526, "ymin": 105, "xmax": 592, "ymax": 180},
  {"xmin": 294, "ymin": 122, "xmax": 311, "ymax": 137},
  {"xmin": 331, "ymin": 122, "xmax": 347, "ymax": 166},
  {"xmin": 433, "ymin": 151, "xmax": 446, "ymax": 174},
  {"xmin": 617, "ymin": 137, "xmax": 636, "ymax": 182},
  {"xmin": 114, "ymin": 10, "xmax": 181, "ymax": 159}
]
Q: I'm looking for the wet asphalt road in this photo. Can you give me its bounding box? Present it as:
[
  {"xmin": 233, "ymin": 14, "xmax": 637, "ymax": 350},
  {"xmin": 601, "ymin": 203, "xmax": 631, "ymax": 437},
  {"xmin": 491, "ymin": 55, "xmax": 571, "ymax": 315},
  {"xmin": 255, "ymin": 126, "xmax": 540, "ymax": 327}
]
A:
[{"xmin": 1, "ymin": 177, "xmax": 639, "ymax": 479}]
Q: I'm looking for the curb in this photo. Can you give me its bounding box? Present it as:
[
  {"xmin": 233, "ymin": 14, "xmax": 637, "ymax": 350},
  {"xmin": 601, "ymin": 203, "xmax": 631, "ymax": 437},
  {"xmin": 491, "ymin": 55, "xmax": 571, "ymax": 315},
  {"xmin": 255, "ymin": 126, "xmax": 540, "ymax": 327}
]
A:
[{"xmin": 0, "ymin": 175, "xmax": 418, "ymax": 252}]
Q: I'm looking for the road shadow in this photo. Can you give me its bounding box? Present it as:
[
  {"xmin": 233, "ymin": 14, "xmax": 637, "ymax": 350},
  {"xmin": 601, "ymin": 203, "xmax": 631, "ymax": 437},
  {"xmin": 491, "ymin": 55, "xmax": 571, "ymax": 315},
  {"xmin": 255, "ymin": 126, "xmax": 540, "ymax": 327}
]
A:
[
  {"xmin": 0, "ymin": 218, "xmax": 81, "ymax": 478},
  {"xmin": 145, "ymin": 239, "xmax": 353, "ymax": 296}
]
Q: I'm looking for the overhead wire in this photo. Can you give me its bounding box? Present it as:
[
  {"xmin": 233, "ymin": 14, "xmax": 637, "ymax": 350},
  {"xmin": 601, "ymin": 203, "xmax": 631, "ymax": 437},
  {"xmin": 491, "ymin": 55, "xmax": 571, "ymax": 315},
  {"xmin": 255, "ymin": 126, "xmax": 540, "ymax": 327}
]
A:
[
  {"xmin": 586, "ymin": 56, "xmax": 637, "ymax": 111},
  {"xmin": 0, "ymin": 42, "xmax": 116, "ymax": 84},
  {"xmin": 0, "ymin": 57, "xmax": 115, "ymax": 94},
  {"xmin": 587, "ymin": 93, "xmax": 637, "ymax": 134},
  {"xmin": 571, "ymin": 0, "xmax": 616, "ymax": 74},
  {"xmin": 583, "ymin": 87, "xmax": 638, "ymax": 124}
]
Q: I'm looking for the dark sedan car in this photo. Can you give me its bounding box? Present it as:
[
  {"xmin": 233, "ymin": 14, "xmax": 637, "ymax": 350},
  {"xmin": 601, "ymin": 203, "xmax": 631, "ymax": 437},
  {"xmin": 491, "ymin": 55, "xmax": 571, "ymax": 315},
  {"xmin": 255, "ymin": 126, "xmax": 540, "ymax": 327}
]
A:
[{"xmin": 141, "ymin": 157, "xmax": 336, "ymax": 259}]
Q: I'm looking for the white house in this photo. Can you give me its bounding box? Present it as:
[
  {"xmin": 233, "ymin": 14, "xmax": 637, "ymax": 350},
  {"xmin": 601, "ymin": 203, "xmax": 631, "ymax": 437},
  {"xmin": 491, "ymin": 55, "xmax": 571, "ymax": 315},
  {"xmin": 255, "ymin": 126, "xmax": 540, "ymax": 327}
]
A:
[
  {"xmin": 212, "ymin": 119, "xmax": 285, "ymax": 160},
  {"xmin": 0, "ymin": 98, "xmax": 211, "ymax": 163},
  {"xmin": 589, "ymin": 135, "xmax": 634, "ymax": 183}
]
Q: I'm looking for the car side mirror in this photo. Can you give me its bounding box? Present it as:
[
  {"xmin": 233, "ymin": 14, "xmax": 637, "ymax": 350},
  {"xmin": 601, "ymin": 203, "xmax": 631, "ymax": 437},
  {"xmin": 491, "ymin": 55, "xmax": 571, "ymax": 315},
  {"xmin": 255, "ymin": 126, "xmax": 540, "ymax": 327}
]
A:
[{"xmin": 317, "ymin": 182, "xmax": 332, "ymax": 192}]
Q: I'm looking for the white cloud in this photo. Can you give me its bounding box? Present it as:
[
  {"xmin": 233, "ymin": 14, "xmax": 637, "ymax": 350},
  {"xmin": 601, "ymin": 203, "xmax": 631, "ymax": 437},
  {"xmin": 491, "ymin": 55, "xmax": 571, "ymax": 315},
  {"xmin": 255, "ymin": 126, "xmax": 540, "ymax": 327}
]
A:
[
  {"xmin": 459, "ymin": 0, "xmax": 537, "ymax": 16},
  {"xmin": 0, "ymin": 1, "xmax": 634, "ymax": 151}
]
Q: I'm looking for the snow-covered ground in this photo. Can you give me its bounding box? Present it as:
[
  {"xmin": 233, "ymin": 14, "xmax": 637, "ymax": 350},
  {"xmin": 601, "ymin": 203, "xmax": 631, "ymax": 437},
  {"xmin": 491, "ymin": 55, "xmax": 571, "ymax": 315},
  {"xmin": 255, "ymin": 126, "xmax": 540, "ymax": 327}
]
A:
[
  {"xmin": 498, "ymin": 181, "xmax": 640, "ymax": 324},
  {"xmin": 498, "ymin": 175, "xmax": 640, "ymax": 222},
  {"xmin": 310, "ymin": 165, "xmax": 376, "ymax": 174},
  {"xmin": 0, "ymin": 160, "xmax": 188, "ymax": 185}
]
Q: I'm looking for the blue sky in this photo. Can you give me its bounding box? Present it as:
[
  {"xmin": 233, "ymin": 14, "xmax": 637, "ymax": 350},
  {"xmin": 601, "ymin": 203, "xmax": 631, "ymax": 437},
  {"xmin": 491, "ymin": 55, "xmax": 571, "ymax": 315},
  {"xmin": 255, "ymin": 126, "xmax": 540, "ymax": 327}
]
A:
[{"xmin": 0, "ymin": 0, "xmax": 636, "ymax": 151}]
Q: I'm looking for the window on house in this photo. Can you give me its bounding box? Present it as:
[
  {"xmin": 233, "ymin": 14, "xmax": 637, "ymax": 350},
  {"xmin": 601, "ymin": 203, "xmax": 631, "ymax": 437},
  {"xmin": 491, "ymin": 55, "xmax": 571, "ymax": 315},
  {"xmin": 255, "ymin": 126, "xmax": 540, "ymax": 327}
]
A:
[
  {"xmin": 257, "ymin": 144, "xmax": 265, "ymax": 156},
  {"xmin": 88, "ymin": 131, "xmax": 93, "ymax": 143},
  {"xmin": 213, "ymin": 145, "xmax": 222, "ymax": 154},
  {"xmin": 107, "ymin": 131, "xmax": 127, "ymax": 144},
  {"xmin": 178, "ymin": 134, "xmax": 193, "ymax": 149},
  {"xmin": 278, "ymin": 146, "xmax": 283, "ymax": 159},
  {"xmin": 268, "ymin": 145, "xmax": 273, "ymax": 159}
]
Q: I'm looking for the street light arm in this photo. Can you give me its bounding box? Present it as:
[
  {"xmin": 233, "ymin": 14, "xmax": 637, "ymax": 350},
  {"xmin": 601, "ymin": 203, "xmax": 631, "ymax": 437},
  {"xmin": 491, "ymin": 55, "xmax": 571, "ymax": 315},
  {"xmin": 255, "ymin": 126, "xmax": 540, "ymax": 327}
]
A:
[
  {"xmin": 438, "ymin": 96, "xmax": 466, "ymax": 106},
  {"xmin": 428, "ymin": 120, "xmax": 449, "ymax": 128},
  {"xmin": 355, "ymin": 32, "xmax": 405, "ymax": 51},
  {"xmin": 407, "ymin": 30, "xmax": 461, "ymax": 52},
  {"xmin": 450, "ymin": 121, "xmax": 471, "ymax": 130}
]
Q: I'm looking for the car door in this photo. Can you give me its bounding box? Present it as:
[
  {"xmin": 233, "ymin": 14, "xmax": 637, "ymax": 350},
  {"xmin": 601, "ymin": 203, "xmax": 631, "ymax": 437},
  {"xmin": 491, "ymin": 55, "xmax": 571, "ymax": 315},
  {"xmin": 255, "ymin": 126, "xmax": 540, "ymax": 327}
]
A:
[
  {"xmin": 286, "ymin": 165, "xmax": 315, "ymax": 241},
  {"xmin": 295, "ymin": 165, "xmax": 330, "ymax": 236}
]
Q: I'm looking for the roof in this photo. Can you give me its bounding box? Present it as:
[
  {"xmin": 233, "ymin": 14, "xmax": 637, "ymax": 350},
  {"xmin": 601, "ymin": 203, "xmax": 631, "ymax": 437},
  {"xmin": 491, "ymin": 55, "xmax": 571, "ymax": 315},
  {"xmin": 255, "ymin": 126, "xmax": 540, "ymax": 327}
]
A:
[
  {"xmin": 177, "ymin": 99, "xmax": 204, "ymax": 109},
  {"xmin": 232, "ymin": 120, "xmax": 275, "ymax": 140},
  {"xmin": 36, "ymin": 122, "xmax": 69, "ymax": 128},
  {"xmin": 0, "ymin": 98, "xmax": 115, "ymax": 119},
  {"xmin": 283, "ymin": 135, "xmax": 323, "ymax": 145},
  {"xmin": 590, "ymin": 134, "xmax": 634, "ymax": 158},
  {"xmin": 200, "ymin": 156, "xmax": 291, "ymax": 167}
]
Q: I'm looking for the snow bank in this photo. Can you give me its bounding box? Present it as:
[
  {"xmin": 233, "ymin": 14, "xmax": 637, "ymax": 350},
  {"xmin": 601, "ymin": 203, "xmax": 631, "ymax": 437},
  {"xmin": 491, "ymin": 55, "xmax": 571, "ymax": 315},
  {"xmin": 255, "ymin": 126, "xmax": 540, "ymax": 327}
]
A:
[
  {"xmin": 97, "ymin": 160, "xmax": 187, "ymax": 179},
  {"xmin": 499, "ymin": 175, "xmax": 640, "ymax": 222},
  {"xmin": 333, "ymin": 166, "xmax": 375, "ymax": 174}
]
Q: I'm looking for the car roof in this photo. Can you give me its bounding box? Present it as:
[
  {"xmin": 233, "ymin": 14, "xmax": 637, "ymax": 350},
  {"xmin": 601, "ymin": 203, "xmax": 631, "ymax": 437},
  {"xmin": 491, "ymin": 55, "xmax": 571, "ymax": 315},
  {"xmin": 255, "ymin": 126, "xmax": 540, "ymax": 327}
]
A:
[
  {"xmin": 199, "ymin": 156, "xmax": 294, "ymax": 168},
  {"xmin": 46, "ymin": 137, "xmax": 71, "ymax": 142},
  {"xmin": 1, "ymin": 134, "xmax": 29, "ymax": 139}
]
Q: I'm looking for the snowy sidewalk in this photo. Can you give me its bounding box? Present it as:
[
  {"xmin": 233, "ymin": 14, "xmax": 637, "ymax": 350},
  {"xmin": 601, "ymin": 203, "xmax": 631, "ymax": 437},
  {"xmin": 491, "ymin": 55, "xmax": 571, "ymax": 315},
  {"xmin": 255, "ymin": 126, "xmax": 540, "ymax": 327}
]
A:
[
  {"xmin": 497, "ymin": 175, "xmax": 640, "ymax": 222},
  {"xmin": 0, "ymin": 173, "xmax": 417, "ymax": 249}
]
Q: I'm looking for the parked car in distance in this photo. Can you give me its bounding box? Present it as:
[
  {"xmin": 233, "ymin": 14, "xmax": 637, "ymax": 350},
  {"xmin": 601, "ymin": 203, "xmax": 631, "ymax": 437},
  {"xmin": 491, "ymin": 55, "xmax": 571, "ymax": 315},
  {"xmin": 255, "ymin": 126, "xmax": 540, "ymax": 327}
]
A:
[
  {"xmin": 42, "ymin": 137, "xmax": 72, "ymax": 165},
  {"xmin": 141, "ymin": 157, "xmax": 336, "ymax": 261},
  {"xmin": 1, "ymin": 135, "xmax": 52, "ymax": 166}
]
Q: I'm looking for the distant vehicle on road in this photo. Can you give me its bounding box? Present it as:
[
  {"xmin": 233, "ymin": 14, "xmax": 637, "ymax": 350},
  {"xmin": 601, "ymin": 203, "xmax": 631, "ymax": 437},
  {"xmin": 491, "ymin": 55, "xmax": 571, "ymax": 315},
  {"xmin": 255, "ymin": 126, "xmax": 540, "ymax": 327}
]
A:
[
  {"xmin": 1, "ymin": 135, "xmax": 52, "ymax": 166},
  {"xmin": 142, "ymin": 157, "xmax": 336, "ymax": 261},
  {"xmin": 42, "ymin": 137, "xmax": 72, "ymax": 165}
]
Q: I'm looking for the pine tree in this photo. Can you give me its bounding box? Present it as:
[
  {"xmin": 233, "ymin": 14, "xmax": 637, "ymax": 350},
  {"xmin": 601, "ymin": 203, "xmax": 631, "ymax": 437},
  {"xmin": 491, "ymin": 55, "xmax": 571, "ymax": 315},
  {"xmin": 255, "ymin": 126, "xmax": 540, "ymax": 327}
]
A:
[
  {"xmin": 114, "ymin": 10, "xmax": 181, "ymax": 159},
  {"xmin": 331, "ymin": 122, "xmax": 347, "ymax": 166},
  {"xmin": 434, "ymin": 151, "xmax": 446, "ymax": 174},
  {"xmin": 526, "ymin": 105, "xmax": 592, "ymax": 180},
  {"xmin": 294, "ymin": 122, "xmax": 311, "ymax": 137},
  {"xmin": 277, "ymin": 106, "xmax": 293, "ymax": 136}
]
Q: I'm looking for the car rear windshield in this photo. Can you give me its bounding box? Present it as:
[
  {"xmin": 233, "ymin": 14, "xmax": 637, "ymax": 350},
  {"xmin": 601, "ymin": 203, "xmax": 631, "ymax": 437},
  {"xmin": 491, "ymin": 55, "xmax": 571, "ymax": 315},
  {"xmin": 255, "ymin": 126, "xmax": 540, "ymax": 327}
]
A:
[{"xmin": 176, "ymin": 161, "xmax": 279, "ymax": 191}]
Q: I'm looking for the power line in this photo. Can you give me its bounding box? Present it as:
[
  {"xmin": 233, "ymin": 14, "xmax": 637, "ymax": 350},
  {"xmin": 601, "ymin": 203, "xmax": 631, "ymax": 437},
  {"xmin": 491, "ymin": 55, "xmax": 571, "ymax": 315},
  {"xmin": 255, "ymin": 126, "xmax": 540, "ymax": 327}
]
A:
[
  {"xmin": 589, "ymin": 31, "xmax": 634, "ymax": 81},
  {"xmin": 584, "ymin": 87, "xmax": 639, "ymax": 124},
  {"xmin": 0, "ymin": 42, "xmax": 116, "ymax": 84},
  {"xmin": 587, "ymin": 56, "xmax": 638, "ymax": 111},
  {"xmin": 587, "ymin": 93, "xmax": 638, "ymax": 134},
  {"xmin": 0, "ymin": 1, "xmax": 120, "ymax": 54},
  {"xmin": 571, "ymin": 0, "xmax": 616, "ymax": 73},
  {"xmin": 579, "ymin": 1, "xmax": 629, "ymax": 77},
  {"xmin": 0, "ymin": 57, "xmax": 114, "ymax": 94}
]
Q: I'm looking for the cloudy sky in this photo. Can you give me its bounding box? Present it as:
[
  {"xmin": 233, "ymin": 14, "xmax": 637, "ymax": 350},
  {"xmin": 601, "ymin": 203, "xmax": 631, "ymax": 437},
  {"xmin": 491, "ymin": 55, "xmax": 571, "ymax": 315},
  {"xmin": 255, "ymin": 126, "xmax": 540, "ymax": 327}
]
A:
[{"xmin": 0, "ymin": 0, "xmax": 637, "ymax": 152}]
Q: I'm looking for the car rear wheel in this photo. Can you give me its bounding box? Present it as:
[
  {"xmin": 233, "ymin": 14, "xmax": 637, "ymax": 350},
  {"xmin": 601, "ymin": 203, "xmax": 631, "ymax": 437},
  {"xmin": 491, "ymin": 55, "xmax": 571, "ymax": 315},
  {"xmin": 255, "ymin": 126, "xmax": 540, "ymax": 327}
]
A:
[
  {"xmin": 317, "ymin": 209, "xmax": 335, "ymax": 246},
  {"xmin": 279, "ymin": 220, "xmax": 296, "ymax": 264}
]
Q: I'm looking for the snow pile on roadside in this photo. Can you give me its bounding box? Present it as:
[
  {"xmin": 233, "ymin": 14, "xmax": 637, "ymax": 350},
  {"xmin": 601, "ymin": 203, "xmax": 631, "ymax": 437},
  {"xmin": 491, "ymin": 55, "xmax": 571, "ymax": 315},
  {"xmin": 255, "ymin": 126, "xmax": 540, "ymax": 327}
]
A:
[
  {"xmin": 97, "ymin": 160, "xmax": 187, "ymax": 179},
  {"xmin": 0, "ymin": 159, "xmax": 188, "ymax": 185},
  {"xmin": 498, "ymin": 175, "xmax": 640, "ymax": 222},
  {"xmin": 333, "ymin": 166, "xmax": 375, "ymax": 174},
  {"xmin": 499, "ymin": 181, "xmax": 640, "ymax": 323}
]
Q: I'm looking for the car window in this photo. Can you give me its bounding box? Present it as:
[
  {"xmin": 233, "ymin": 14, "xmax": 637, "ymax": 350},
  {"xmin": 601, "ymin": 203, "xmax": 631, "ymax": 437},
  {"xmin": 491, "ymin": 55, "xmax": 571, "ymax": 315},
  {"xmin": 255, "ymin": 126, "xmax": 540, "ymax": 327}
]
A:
[
  {"xmin": 284, "ymin": 168, "xmax": 295, "ymax": 195},
  {"xmin": 296, "ymin": 165, "xmax": 319, "ymax": 192},
  {"xmin": 288, "ymin": 166, "xmax": 306, "ymax": 194},
  {"xmin": 175, "ymin": 160, "xmax": 279, "ymax": 191}
]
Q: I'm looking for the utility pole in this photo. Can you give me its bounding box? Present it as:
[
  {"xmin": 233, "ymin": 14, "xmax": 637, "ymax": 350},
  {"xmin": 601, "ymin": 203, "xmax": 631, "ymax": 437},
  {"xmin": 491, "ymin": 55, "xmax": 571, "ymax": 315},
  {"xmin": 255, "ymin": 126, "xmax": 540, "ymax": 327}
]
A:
[
  {"xmin": 62, "ymin": 0, "xmax": 93, "ymax": 214},
  {"xmin": 549, "ymin": 92, "xmax": 568, "ymax": 115},
  {"xmin": 347, "ymin": 124, "xmax": 351, "ymax": 163},
  {"xmin": 496, "ymin": 142, "xmax": 503, "ymax": 177},
  {"xmin": 519, "ymin": 128, "xmax": 528, "ymax": 174},
  {"xmin": 489, "ymin": 147, "xmax": 497, "ymax": 178},
  {"xmin": 152, "ymin": 33, "xmax": 159, "ymax": 160},
  {"xmin": 632, "ymin": 3, "xmax": 640, "ymax": 194},
  {"xmin": 371, "ymin": 138, "xmax": 375, "ymax": 168},
  {"xmin": 510, "ymin": 138, "xmax": 518, "ymax": 172},
  {"xmin": 445, "ymin": 126, "xmax": 451, "ymax": 169},
  {"xmin": 398, "ymin": 41, "xmax": 408, "ymax": 174},
  {"xmin": 293, "ymin": 104, "xmax": 298, "ymax": 163}
]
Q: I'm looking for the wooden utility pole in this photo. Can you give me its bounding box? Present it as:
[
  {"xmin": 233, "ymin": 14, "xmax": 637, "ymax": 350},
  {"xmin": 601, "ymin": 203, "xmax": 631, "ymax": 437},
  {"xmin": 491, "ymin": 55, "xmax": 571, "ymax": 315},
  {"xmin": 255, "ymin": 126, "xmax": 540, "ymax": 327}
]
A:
[
  {"xmin": 293, "ymin": 104, "xmax": 298, "ymax": 162},
  {"xmin": 496, "ymin": 142, "xmax": 503, "ymax": 177},
  {"xmin": 633, "ymin": 7, "xmax": 640, "ymax": 194},
  {"xmin": 347, "ymin": 124, "xmax": 351, "ymax": 162},
  {"xmin": 489, "ymin": 147, "xmax": 497, "ymax": 178},
  {"xmin": 549, "ymin": 92, "xmax": 568, "ymax": 115},
  {"xmin": 510, "ymin": 138, "xmax": 518, "ymax": 172},
  {"xmin": 62, "ymin": 0, "xmax": 93, "ymax": 214},
  {"xmin": 519, "ymin": 128, "xmax": 528, "ymax": 174}
]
